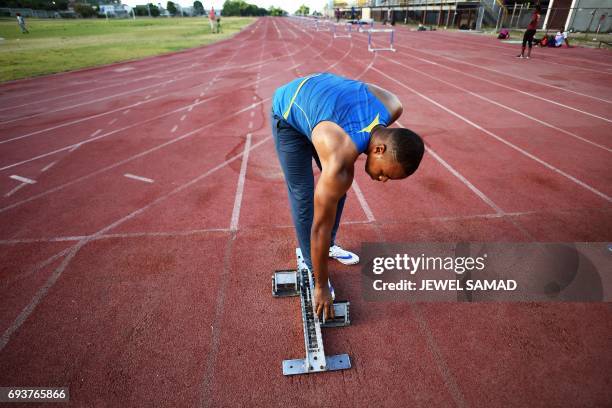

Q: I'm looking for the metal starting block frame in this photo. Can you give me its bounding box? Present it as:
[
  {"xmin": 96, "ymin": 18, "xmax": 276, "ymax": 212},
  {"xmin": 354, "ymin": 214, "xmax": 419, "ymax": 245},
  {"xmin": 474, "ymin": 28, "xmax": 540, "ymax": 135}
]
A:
[
  {"xmin": 333, "ymin": 23, "xmax": 352, "ymax": 38},
  {"xmin": 272, "ymin": 249, "xmax": 351, "ymax": 376},
  {"xmin": 368, "ymin": 28, "xmax": 396, "ymax": 52}
]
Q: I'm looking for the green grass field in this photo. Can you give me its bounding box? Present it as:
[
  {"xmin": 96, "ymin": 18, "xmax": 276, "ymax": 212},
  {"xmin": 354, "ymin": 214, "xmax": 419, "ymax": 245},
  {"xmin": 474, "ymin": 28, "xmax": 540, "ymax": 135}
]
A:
[{"xmin": 0, "ymin": 16, "xmax": 255, "ymax": 82}]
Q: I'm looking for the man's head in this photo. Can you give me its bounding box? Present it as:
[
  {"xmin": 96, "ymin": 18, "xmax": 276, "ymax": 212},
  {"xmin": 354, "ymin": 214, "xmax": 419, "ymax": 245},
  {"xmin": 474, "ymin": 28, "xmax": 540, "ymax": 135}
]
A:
[{"xmin": 365, "ymin": 127, "xmax": 424, "ymax": 182}]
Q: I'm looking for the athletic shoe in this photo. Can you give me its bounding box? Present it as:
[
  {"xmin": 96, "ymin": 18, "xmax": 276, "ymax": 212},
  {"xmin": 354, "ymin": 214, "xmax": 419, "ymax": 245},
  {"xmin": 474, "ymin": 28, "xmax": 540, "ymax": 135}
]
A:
[
  {"xmin": 516, "ymin": 54, "xmax": 524, "ymax": 58},
  {"xmin": 525, "ymin": 56, "xmax": 531, "ymax": 59},
  {"xmin": 329, "ymin": 244, "xmax": 360, "ymax": 265}
]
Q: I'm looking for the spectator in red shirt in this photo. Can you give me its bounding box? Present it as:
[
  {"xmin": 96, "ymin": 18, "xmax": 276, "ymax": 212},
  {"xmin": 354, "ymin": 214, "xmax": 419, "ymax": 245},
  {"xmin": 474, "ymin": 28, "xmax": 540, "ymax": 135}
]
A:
[{"xmin": 517, "ymin": 5, "xmax": 542, "ymax": 59}]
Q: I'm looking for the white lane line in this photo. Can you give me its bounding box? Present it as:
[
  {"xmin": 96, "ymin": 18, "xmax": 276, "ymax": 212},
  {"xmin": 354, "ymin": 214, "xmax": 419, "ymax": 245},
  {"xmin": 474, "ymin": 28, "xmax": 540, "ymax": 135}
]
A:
[
  {"xmin": 180, "ymin": 114, "xmax": 187, "ymax": 121},
  {"xmin": 9, "ymin": 175, "xmax": 36, "ymax": 184},
  {"xmin": 124, "ymin": 173, "xmax": 154, "ymax": 183},
  {"xmin": 108, "ymin": 118, "xmax": 117, "ymax": 125},
  {"xmin": 375, "ymin": 68, "xmax": 612, "ymax": 203},
  {"xmin": 40, "ymin": 161, "xmax": 57, "ymax": 173},
  {"xmin": 200, "ymin": 92, "xmax": 205, "ymax": 97},
  {"xmin": 171, "ymin": 125, "xmax": 178, "ymax": 133},
  {"xmin": 195, "ymin": 99, "xmax": 201, "ymax": 104},
  {"xmin": 123, "ymin": 109, "xmax": 131, "ymax": 115},
  {"xmin": 351, "ymin": 180, "xmax": 375, "ymax": 222},
  {"xmin": 230, "ymin": 134, "xmax": 252, "ymax": 231},
  {"xmin": 145, "ymin": 95, "xmax": 151, "ymax": 100},
  {"xmin": 397, "ymin": 119, "xmax": 504, "ymax": 214},
  {"xmin": 188, "ymin": 106, "xmax": 194, "ymax": 112},
  {"xmin": 248, "ymin": 121, "xmax": 253, "ymax": 129},
  {"xmin": 68, "ymin": 143, "xmax": 82, "ymax": 153},
  {"xmin": 384, "ymin": 56, "xmax": 611, "ymax": 153},
  {"xmin": 397, "ymin": 52, "xmax": 612, "ymax": 123},
  {"xmin": 0, "ymin": 31, "xmax": 328, "ymax": 147},
  {"xmin": 0, "ymin": 135, "xmax": 273, "ymax": 354},
  {"xmin": 4, "ymin": 183, "xmax": 27, "ymax": 197}
]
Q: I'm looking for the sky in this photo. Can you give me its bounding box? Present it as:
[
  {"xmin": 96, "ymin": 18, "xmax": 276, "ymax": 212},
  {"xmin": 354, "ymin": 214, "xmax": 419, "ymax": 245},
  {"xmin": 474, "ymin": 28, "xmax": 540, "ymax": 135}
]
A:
[{"xmin": 121, "ymin": 0, "xmax": 327, "ymax": 14}]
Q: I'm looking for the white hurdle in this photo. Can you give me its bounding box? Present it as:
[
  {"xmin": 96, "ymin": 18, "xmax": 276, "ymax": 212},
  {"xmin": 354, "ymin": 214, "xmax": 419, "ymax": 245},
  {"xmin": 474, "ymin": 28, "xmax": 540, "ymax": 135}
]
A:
[
  {"xmin": 358, "ymin": 18, "xmax": 374, "ymax": 33},
  {"xmin": 333, "ymin": 22, "xmax": 352, "ymax": 38},
  {"xmin": 367, "ymin": 28, "xmax": 395, "ymax": 52},
  {"xmin": 315, "ymin": 19, "xmax": 331, "ymax": 32}
]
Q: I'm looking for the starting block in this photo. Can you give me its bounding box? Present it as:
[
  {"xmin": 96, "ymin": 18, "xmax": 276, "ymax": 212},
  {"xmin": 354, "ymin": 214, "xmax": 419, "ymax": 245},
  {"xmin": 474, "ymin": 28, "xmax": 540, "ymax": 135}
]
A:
[
  {"xmin": 272, "ymin": 249, "xmax": 351, "ymax": 376},
  {"xmin": 333, "ymin": 23, "xmax": 352, "ymax": 39},
  {"xmin": 368, "ymin": 28, "xmax": 396, "ymax": 52}
]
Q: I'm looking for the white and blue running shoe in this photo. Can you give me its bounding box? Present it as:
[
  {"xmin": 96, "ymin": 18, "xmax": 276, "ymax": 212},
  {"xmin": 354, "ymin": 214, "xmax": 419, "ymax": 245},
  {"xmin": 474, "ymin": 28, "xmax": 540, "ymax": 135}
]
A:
[{"xmin": 329, "ymin": 244, "xmax": 360, "ymax": 265}]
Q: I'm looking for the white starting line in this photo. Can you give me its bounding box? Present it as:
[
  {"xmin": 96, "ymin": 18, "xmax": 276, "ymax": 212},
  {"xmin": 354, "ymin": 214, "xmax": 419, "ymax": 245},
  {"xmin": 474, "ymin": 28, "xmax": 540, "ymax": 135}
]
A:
[
  {"xmin": 123, "ymin": 173, "xmax": 154, "ymax": 183},
  {"xmin": 9, "ymin": 175, "xmax": 36, "ymax": 184}
]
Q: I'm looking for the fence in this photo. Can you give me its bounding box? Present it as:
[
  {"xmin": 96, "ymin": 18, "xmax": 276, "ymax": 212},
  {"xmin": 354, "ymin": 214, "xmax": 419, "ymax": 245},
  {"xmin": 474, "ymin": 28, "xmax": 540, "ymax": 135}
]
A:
[
  {"xmin": 0, "ymin": 8, "xmax": 62, "ymax": 18},
  {"xmin": 503, "ymin": 6, "xmax": 611, "ymax": 33},
  {"xmin": 348, "ymin": 2, "xmax": 611, "ymax": 33}
]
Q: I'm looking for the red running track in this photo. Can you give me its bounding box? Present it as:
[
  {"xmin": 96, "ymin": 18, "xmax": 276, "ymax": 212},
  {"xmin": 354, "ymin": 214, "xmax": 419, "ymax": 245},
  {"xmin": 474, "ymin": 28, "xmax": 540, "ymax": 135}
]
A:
[{"xmin": 0, "ymin": 17, "xmax": 611, "ymax": 407}]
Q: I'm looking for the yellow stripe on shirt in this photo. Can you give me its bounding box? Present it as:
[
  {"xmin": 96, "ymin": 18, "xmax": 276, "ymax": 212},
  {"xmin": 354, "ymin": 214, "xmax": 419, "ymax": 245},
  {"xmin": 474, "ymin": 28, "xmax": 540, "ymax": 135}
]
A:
[{"xmin": 282, "ymin": 74, "xmax": 321, "ymax": 120}]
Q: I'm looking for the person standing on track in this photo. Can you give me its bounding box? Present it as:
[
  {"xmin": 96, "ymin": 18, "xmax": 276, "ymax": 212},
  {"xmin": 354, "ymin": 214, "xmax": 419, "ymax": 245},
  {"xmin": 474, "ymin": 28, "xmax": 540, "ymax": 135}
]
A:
[
  {"xmin": 517, "ymin": 5, "xmax": 542, "ymax": 59},
  {"xmin": 271, "ymin": 73, "xmax": 424, "ymax": 320}
]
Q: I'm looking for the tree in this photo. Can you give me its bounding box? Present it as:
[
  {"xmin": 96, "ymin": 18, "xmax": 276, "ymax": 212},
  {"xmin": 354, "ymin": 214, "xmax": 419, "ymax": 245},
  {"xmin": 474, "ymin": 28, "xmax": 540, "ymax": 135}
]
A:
[
  {"xmin": 268, "ymin": 6, "xmax": 285, "ymax": 16},
  {"xmin": 193, "ymin": 0, "xmax": 204, "ymax": 15},
  {"xmin": 147, "ymin": 3, "xmax": 160, "ymax": 17},
  {"xmin": 296, "ymin": 5, "xmax": 309, "ymax": 16},
  {"xmin": 134, "ymin": 5, "xmax": 149, "ymax": 16},
  {"xmin": 74, "ymin": 3, "xmax": 97, "ymax": 17},
  {"xmin": 166, "ymin": 1, "xmax": 177, "ymax": 15}
]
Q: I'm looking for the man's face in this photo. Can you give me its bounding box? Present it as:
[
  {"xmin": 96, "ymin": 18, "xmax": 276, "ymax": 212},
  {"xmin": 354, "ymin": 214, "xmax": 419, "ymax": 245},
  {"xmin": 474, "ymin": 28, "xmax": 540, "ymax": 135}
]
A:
[{"xmin": 364, "ymin": 150, "xmax": 406, "ymax": 183}]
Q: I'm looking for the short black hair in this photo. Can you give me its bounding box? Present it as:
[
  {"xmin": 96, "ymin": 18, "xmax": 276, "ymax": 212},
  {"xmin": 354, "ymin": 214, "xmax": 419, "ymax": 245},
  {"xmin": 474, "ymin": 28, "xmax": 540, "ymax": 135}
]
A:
[{"xmin": 387, "ymin": 128, "xmax": 425, "ymax": 177}]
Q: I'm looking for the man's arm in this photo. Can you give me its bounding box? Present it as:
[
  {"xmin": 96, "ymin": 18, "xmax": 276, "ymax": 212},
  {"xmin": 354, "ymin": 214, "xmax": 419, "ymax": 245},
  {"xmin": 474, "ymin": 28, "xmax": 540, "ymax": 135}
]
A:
[{"xmin": 311, "ymin": 162, "xmax": 353, "ymax": 320}]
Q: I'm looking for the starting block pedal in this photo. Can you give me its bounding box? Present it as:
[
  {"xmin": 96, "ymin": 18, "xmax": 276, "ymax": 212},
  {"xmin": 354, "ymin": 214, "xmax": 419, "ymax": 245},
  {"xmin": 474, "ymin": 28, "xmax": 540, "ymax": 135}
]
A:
[
  {"xmin": 273, "ymin": 248, "xmax": 352, "ymax": 376},
  {"xmin": 320, "ymin": 300, "xmax": 350, "ymax": 328},
  {"xmin": 272, "ymin": 270, "xmax": 299, "ymax": 297}
]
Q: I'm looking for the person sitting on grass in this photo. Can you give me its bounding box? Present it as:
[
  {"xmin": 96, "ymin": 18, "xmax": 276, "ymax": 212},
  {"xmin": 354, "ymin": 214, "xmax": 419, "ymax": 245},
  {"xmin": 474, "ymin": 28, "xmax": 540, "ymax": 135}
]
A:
[{"xmin": 271, "ymin": 73, "xmax": 425, "ymax": 320}]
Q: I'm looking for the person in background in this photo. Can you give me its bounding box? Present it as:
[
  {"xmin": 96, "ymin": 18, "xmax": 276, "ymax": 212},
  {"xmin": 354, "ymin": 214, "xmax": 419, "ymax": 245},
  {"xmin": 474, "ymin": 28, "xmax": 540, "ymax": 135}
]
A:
[
  {"xmin": 557, "ymin": 26, "xmax": 571, "ymax": 47},
  {"xmin": 498, "ymin": 28, "xmax": 510, "ymax": 40},
  {"xmin": 517, "ymin": 5, "xmax": 542, "ymax": 59},
  {"xmin": 209, "ymin": 7, "xmax": 216, "ymax": 33},
  {"xmin": 16, "ymin": 13, "xmax": 29, "ymax": 34}
]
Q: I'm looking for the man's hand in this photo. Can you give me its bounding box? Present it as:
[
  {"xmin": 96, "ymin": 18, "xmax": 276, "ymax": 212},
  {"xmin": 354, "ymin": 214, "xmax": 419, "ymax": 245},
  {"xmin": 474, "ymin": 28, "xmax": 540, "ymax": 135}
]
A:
[{"xmin": 313, "ymin": 284, "xmax": 335, "ymax": 321}]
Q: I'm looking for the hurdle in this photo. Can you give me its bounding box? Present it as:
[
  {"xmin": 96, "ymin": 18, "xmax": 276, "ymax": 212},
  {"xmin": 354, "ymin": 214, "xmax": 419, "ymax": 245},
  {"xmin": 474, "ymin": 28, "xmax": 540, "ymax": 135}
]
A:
[
  {"xmin": 333, "ymin": 22, "xmax": 352, "ymax": 38},
  {"xmin": 272, "ymin": 249, "xmax": 351, "ymax": 376},
  {"xmin": 358, "ymin": 18, "xmax": 374, "ymax": 33},
  {"xmin": 315, "ymin": 19, "xmax": 331, "ymax": 32},
  {"xmin": 368, "ymin": 28, "xmax": 396, "ymax": 52}
]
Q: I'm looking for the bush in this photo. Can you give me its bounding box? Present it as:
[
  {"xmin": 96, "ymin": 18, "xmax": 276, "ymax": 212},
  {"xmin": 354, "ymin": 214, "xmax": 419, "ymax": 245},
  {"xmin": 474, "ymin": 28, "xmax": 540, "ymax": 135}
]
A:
[{"xmin": 74, "ymin": 3, "xmax": 97, "ymax": 18}]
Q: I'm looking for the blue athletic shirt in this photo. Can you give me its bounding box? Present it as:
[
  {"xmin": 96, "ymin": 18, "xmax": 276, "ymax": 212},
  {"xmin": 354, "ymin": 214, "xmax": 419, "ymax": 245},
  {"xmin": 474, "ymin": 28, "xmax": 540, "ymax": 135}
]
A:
[{"xmin": 272, "ymin": 73, "xmax": 391, "ymax": 154}]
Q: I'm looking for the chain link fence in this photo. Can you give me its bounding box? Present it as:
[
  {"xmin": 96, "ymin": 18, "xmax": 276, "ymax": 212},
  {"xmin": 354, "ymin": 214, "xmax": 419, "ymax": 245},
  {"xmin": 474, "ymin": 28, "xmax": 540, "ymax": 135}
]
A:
[{"xmin": 503, "ymin": 6, "xmax": 610, "ymax": 33}]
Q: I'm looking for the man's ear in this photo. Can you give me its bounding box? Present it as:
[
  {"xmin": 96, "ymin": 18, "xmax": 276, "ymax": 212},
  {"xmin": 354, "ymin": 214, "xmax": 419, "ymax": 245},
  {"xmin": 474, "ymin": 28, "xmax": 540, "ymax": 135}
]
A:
[{"xmin": 373, "ymin": 144, "xmax": 386, "ymax": 155}]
